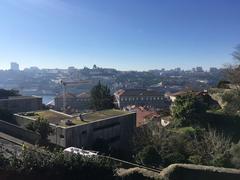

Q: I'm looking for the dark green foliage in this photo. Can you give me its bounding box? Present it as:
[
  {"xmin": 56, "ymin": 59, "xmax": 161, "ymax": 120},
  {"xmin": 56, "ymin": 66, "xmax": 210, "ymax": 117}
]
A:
[
  {"xmin": 90, "ymin": 81, "xmax": 114, "ymax": 110},
  {"xmin": 163, "ymin": 152, "xmax": 186, "ymax": 166},
  {"xmin": 0, "ymin": 153, "xmax": 8, "ymax": 168},
  {"xmin": 26, "ymin": 117, "xmax": 53, "ymax": 143},
  {"xmin": 221, "ymin": 89, "xmax": 240, "ymax": 115},
  {"xmin": 117, "ymin": 169, "xmax": 156, "ymax": 180},
  {"xmin": 136, "ymin": 145, "xmax": 161, "ymax": 167},
  {"xmin": 217, "ymin": 80, "xmax": 231, "ymax": 88},
  {"xmin": 133, "ymin": 120, "xmax": 234, "ymax": 168},
  {"xmin": 0, "ymin": 89, "xmax": 19, "ymax": 98},
  {"xmin": 171, "ymin": 93, "xmax": 207, "ymax": 127},
  {"xmin": 187, "ymin": 128, "xmax": 232, "ymax": 167},
  {"xmin": 0, "ymin": 148, "xmax": 116, "ymax": 180},
  {"xmin": 230, "ymin": 141, "xmax": 240, "ymax": 168},
  {"xmin": 201, "ymin": 112, "xmax": 240, "ymax": 142},
  {"xmin": 133, "ymin": 122, "xmax": 188, "ymax": 167}
]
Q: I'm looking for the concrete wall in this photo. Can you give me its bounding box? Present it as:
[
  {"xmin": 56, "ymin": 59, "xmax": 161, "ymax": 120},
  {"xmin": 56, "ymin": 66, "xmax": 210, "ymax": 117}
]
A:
[
  {"xmin": 160, "ymin": 164, "xmax": 240, "ymax": 180},
  {"xmin": 0, "ymin": 119, "xmax": 40, "ymax": 144},
  {"xmin": 14, "ymin": 114, "xmax": 34, "ymax": 127},
  {"xmin": 0, "ymin": 96, "xmax": 42, "ymax": 113},
  {"xmin": 119, "ymin": 164, "xmax": 240, "ymax": 180},
  {"xmin": 53, "ymin": 113, "xmax": 136, "ymax": 150}
]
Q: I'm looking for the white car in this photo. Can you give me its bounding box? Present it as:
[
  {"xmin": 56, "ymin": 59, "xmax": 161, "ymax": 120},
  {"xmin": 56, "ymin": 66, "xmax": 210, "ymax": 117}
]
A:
[{"xmin": 63, "ymin": 147, "xmax": 98, "ymax": 157}]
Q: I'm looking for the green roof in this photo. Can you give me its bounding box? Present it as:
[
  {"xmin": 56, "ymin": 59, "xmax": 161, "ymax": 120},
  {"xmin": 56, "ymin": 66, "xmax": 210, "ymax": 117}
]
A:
[{"xmin": 21, "ymin": 109, "xmax": 131, "ymax": 127}]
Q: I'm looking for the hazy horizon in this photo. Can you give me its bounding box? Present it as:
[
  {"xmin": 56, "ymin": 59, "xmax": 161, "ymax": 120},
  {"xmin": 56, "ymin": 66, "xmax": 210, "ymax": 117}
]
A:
[{"xmin": 0, "ymin": 62, "xmax": 223, "ymax": 72}]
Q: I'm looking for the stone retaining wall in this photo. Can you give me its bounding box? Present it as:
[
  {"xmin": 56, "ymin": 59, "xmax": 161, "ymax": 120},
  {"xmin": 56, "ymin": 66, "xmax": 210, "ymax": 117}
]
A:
[{"xmin": 0, "ymin": 119, "xmax": 40, "ymax": 144}]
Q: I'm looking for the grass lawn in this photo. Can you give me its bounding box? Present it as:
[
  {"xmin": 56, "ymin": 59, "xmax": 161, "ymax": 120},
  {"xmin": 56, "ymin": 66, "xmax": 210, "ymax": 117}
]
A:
[
  {"xmin": 70, "ymin": 109, "xmax": 129, "ymax": 125},
  {"xmin": 82, "ymin": 109, "xmax": 129, "ymax": 122},
  {"xmin": 22, "ymin": 110, "xmax": 72, "ymax": 125},
  {"xmin": 22, "ymin": 109, "xmax": 129, "ymax": 127}
]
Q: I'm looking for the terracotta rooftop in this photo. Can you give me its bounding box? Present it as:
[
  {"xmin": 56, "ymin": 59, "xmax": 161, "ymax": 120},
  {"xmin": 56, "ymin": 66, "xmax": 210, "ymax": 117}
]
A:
[{"xmin": 126, "ymin": 106, "xmax": 158, "ymax": 127}]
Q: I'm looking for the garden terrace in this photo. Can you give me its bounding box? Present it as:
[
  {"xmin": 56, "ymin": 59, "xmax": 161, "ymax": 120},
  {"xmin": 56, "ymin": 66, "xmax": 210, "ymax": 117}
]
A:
[{"xmin": 18, "ymin": 109, "xmax": 130, "ymax": 127}]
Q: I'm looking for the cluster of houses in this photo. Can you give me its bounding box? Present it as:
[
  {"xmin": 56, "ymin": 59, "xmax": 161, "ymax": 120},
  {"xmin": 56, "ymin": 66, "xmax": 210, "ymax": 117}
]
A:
[{"xmin": 0, "ymin": 87, "xmax": 219, "ymax": 152}]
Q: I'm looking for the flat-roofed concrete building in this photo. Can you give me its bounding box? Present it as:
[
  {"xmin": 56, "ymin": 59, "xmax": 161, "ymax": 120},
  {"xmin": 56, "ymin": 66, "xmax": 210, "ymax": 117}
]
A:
[
  {"xmin": 114, "ymin": 89, "xmax": 168, "ymax": 109},
  {"xmin": 16, "ymin": 109, "xmax": 136, "ymax": 151},
  {"xmin": 0, "ymin": 96, "xmax": 42, "ymax": 113},
  {"xmin": 54, "ymin": 92, "xmax": 91, "ymax": 112}
]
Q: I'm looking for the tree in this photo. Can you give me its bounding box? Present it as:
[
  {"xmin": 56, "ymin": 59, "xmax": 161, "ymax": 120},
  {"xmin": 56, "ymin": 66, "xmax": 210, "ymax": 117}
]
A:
[
  {"xmin": 90, "ymin": 81, "xmax": 114, "ymax": 110},
  {"xmin": 189, "ymin": 128, "xmax": 232, "ymax": 167},
  {"xmin": 226, "ymin": 45, "xmax": 240, "ymax": 84},
  {"xmin": 217, "ymin": 80, "xmax": 231, "ymax": 89},
  {"xmin": 133, "ymin": 121, "xmax": 188, "ymax": 167},
  {"xmin": 136, "ymin": 145, "xmax": 161, "ymax": 167},
  {"xmin": 26, "ymin": 117, "xmax": 53, "ymax": 144},
  {"xmin": 221, "ymin": 89, "xmax": 240, "ymax": 114},
  {"xmin": 171, "ymin": 93, "xmax": 207, "ymax": 127},
  {"xmin": 133, "ymin": 121, "xmax": 233, "ymax": 168},
  {"xmin": 230, "ymin": 141, "xmax": 240, "ymax": 168}
]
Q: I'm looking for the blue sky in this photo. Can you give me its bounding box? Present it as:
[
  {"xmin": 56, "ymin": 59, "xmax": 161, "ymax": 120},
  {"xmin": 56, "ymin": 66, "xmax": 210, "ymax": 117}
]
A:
[{"xmin": 0, "ymin": 0, "xmax": 240, "ymax": 71}]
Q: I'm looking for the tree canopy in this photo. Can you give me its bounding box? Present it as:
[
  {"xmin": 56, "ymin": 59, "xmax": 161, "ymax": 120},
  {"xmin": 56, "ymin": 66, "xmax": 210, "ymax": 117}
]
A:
[
  {"xmin": 171, "ymin": 93, "xmax": 207, "ymax": 127},
  {"xmin": 227, "ymin": 45, "xmax": 240, "ymax": 84},
  {"xmin": 26, "ymin": 117, "xmax": 53, "ymax": 144},
  {"xmin": 90, "ymin": 81, "xmax": 114, "ymax": 111}
]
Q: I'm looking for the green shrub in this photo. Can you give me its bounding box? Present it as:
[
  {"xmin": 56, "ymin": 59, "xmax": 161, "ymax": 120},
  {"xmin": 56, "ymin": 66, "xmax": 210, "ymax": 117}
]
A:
[
  {"xmin": 136, "ymin": 145, "xmax": 161, "ymax": 167},
  {"xmin": 230, "ymin": 141, "xmax": 240, "ymax": 168},
  {"xmin": 163, "ymin": 152, "xmax": 186, "ymax": 166},
  {"xmin": 171, "ymin": 93, "xmax": 207, "ymax": 127}
]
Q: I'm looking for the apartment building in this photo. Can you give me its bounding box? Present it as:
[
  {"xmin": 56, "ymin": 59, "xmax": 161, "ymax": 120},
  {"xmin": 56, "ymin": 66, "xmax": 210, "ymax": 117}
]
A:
[
  {"xmin": 114, "ymin": 89, "xmax": 168, "ymax": 109},
  {"xmin": 0, "ymin": 96, "xmax": 42, "ymax": 113}
]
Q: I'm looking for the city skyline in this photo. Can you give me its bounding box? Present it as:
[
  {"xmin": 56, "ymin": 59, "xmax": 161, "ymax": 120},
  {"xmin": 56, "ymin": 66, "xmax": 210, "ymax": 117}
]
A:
[
  {"xmin": 0, "ymin": 62, "xmax": 221, "ymax": 72},
  {"xmin": 0, "ymin": 0, "xmax": 240, "ymax": 70}
]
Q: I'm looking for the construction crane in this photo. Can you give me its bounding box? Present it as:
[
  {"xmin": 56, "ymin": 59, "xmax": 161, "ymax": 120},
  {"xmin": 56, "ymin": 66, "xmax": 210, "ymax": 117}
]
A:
[{"xmin": 60, "ymin": 80, "xmax": 90, "ymax": 112}]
